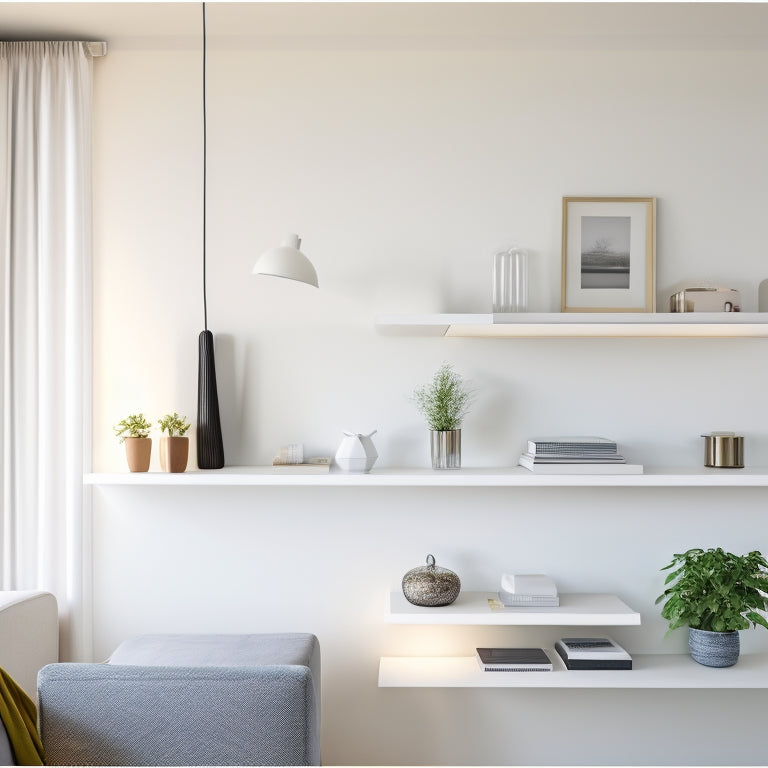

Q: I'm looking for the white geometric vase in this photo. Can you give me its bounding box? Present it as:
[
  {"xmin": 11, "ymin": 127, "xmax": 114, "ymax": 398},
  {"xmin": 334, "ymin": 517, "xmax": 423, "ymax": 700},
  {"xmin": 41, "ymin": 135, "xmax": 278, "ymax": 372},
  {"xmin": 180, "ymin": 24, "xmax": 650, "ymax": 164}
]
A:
[{"xmin": 335, "ymin": 430, "xmax": 378, "ymax": 473}]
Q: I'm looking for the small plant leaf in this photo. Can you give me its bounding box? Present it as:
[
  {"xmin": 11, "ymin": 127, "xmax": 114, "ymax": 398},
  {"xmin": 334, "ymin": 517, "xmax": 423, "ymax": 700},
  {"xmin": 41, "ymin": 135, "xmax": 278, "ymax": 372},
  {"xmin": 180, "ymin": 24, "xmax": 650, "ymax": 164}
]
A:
[{"xmin": 746, "ymin": 611, "xmax": 768, "ymax": 630}]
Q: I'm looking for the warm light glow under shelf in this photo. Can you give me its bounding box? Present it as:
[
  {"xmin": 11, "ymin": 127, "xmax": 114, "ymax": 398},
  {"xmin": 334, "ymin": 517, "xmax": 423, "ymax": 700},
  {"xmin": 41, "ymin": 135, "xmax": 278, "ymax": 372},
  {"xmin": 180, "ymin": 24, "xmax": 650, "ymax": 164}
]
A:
[
  {"xmin": 447, "ymin": 322, "xmax": 768, "ymax": 338},
  {"xmin": 375, "ymin": 312, "xmax": 768, "ymax": 338},
  {"xmin": 378, "ymin": 654, "xmax": 768, "ymax": 688}
]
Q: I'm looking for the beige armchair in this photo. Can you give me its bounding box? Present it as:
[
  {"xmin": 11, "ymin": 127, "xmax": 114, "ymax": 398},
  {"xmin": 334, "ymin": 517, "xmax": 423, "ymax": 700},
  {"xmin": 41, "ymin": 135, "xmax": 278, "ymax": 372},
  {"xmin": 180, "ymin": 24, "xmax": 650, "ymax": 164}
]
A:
[
  {"xmin": 0, "ymin": 591, "xmax": 58, "ymax": 700},
  {"xmin": 0, "ymin": 590, "xmax": 58, "ymax": 764}
]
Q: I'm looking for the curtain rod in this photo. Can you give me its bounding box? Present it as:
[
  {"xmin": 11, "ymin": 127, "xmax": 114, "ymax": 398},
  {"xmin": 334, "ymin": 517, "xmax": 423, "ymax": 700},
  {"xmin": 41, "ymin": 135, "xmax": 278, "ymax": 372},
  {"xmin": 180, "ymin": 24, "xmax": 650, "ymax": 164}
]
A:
[
  {"xmin": 84, "ymin": 41, "xmax": 107, "ymax": 57},
  {"xmin": 0, "ymin": 41, "xmax": 107, "ymax": 56}
]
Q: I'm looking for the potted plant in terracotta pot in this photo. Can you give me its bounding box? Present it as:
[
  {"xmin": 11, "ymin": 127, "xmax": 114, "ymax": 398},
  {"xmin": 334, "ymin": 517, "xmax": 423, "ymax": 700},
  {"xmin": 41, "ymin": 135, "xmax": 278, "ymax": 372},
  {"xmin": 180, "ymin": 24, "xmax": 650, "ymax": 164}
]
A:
[
  {"xmin": 158, "ymin": 412, "xmax": 191, "ymax": 473},
  {"xmin": 412, "ymin": 362, "xmax": 472, "ymax": 470},
  {"xmin": 114, "ymin": 413, "xmax": 152, "ymax": 472},
  {"xmin": 656, "ymin": 547, "xmax": 768, "ymax": 667}
]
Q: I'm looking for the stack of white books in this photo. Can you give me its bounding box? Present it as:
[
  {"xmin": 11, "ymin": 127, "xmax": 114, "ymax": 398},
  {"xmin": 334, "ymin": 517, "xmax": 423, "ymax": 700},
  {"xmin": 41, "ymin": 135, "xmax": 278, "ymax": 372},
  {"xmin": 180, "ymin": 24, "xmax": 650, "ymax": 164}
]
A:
[
  {"xmin": 518, "ymin": 436, "xmax": 643, "ymax": 475},
  {"xmin": 498, "ymin": 573, "xmax": 559, "ymax": 607}
]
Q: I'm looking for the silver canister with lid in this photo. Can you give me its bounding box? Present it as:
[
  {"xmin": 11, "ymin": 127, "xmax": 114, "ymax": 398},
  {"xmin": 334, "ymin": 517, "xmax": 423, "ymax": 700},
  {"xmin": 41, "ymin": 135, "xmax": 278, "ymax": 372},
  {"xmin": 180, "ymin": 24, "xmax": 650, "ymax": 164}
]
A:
[{"xmin": 702, "ymin": 432, "xmax": 744, "ymax": 468}]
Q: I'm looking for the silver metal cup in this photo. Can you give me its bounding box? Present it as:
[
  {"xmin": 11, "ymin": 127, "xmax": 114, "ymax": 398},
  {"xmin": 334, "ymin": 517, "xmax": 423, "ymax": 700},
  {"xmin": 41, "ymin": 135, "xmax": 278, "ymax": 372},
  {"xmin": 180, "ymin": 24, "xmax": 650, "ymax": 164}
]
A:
[{"xmin": 430, "ymin": 429, "xmax": 461, "ymax": 470}]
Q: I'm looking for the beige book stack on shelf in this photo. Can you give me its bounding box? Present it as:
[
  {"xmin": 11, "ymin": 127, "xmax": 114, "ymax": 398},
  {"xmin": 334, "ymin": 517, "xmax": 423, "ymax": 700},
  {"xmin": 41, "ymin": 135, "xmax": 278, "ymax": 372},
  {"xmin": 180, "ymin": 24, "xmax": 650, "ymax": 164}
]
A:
[{"xmin": 518, "ymin": 436, "xmax": 643, "ymax": 474}]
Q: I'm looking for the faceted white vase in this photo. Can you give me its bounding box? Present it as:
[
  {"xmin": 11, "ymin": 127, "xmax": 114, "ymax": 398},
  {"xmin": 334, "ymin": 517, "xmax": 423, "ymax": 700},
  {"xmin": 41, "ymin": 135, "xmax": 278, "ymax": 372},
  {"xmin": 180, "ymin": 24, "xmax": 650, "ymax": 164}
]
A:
[{"xmin": 335, "ymin": 430, "xmax": 378, "ymax": 473}]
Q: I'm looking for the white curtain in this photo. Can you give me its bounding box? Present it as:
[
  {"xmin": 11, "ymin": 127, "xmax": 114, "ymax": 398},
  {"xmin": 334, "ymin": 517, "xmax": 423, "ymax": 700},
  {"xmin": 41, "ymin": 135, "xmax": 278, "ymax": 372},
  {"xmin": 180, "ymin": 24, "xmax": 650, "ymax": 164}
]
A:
[{"xmin": 0, "ymin": 42, "xmax": 94, "ymax": 661}]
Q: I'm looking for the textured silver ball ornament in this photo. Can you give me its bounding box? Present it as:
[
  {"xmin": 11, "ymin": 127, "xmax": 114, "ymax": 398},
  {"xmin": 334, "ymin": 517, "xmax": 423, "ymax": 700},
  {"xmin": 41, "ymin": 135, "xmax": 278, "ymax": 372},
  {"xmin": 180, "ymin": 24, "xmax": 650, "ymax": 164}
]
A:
[{"xmin": 402, "ymin": 554, "xmax": 461, "ymax": 607}]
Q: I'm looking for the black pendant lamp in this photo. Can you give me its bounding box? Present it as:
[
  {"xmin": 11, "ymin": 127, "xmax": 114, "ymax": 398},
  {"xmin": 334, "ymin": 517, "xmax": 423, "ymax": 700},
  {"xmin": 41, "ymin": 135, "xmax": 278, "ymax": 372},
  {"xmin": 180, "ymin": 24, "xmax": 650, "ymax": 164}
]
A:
[{"xmin": 197, "ymin": 1, "xmax": 224, "ymax": 469}]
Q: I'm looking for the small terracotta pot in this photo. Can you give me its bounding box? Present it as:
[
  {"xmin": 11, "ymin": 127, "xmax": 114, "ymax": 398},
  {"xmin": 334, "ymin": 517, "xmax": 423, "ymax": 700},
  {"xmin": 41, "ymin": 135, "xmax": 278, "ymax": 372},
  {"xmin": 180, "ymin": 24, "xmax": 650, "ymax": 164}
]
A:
[
  {"xmin": 124, "ymin": 437, "xmax": 151, "ymax": 472},
  {"xmin": 160, "ymin": 436, "xmax": 189, "ymax": 473}
]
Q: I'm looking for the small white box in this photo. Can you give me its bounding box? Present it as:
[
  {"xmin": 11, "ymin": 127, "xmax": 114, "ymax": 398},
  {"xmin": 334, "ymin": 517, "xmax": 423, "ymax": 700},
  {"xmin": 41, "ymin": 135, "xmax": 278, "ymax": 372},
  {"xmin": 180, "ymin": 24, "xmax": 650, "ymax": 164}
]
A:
[{"xmin": 500, "ymin": 573, "xmax": 558, "ymax": 597}]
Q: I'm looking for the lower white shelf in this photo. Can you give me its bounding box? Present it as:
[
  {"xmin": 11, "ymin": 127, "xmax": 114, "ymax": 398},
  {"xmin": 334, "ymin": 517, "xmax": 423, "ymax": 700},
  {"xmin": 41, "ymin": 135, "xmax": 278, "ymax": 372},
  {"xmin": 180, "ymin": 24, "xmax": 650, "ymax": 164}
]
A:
[{"xmin": 378, "ymin": 653, "xmax": 768, "ymax": 688}]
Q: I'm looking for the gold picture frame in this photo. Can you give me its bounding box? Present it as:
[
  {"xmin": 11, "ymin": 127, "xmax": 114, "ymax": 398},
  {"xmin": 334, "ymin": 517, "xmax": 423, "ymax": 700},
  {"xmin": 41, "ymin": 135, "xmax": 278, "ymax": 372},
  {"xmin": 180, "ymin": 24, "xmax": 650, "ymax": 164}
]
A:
[{"xmin": 561, "ymin": 196, "xmax": 656, "ymax": 312}]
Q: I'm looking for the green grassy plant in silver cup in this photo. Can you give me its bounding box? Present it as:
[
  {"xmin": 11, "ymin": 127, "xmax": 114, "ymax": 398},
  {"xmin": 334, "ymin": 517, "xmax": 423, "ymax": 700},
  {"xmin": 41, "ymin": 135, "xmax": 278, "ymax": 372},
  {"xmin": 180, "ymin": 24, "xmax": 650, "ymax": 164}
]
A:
[{"xmin": 412, "ymin": 363, "xmax": 472, "ymax": 470}]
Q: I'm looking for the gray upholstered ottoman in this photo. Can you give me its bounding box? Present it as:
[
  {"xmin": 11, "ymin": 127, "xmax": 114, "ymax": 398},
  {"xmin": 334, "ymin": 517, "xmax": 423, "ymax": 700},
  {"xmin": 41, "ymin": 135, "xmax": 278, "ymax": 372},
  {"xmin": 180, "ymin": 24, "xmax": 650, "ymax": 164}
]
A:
[{"xmin": 38, "ymin": 633, "xmax": 320, "ymax": 766}]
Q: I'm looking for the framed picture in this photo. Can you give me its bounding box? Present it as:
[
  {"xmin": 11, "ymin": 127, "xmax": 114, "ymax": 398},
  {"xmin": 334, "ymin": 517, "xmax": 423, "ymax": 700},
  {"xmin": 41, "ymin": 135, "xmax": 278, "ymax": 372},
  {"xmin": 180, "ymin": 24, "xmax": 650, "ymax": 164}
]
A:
[{"xmin": 561, "ymin": 197, "xmax": 656, "ymax": 312}]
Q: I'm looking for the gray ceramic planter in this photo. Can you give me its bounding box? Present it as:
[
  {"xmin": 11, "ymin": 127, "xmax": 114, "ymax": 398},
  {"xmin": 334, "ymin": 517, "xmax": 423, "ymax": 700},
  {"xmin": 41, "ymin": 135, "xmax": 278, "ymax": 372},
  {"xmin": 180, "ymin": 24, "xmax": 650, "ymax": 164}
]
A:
[{"xmin": 688, "ymin": 627, "xmax": 740, "ymax": 667}]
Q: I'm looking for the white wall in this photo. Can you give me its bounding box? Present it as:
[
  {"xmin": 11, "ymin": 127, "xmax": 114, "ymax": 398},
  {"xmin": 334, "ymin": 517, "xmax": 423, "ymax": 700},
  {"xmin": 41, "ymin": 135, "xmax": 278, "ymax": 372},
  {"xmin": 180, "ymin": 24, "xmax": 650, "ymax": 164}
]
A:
[{"xmin": 87, "ymin": 3, "xmax": 768, "ymax": 764}]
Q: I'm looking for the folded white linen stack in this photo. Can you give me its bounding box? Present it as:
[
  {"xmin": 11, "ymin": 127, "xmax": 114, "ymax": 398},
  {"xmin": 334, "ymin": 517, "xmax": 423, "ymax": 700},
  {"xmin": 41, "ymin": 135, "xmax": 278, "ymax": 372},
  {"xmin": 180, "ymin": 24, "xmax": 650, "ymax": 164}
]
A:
[{"xmin": 498, "ymin": 573, "xmax": 560, "ymax": 607}]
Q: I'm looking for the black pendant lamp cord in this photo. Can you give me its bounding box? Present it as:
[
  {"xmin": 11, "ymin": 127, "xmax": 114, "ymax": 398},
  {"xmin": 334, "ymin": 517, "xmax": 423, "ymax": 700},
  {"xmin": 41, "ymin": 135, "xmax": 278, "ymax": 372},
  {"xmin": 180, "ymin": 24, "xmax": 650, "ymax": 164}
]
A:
[
  {"xmin": 202, "ymin": 1, "xmax": 208, "ymax": 332},
  {"xmin": 197, "ymin": 0, "xmax": 225, "ymax": 470}
]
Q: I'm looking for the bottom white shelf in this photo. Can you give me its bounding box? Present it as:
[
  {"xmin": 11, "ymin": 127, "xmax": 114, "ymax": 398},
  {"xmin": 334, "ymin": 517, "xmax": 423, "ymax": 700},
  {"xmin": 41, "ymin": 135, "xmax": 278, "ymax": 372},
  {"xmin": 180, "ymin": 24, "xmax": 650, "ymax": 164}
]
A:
[{"xmin": 378, "ymin": 653, "xmax": 768, "ymax": 688}]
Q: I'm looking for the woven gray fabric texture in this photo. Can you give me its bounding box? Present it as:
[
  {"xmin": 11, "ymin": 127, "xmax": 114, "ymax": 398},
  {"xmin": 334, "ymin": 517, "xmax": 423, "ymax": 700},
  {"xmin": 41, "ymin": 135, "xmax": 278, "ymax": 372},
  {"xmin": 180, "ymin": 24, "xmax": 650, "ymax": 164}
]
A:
[
  {"xmin": 37, "ymin": 633, "xmax": 321, "ymax": 766},
  {"xmin": 109, "ymin": 633, "xmax": 317, "ymax": 672},
  {"xmin": 38, "ymin": 664, "xmax": 317, "ymax": 766},
  {"xmin": 108, "ymin": 632, "xmax": 321, "ymax": 708}
]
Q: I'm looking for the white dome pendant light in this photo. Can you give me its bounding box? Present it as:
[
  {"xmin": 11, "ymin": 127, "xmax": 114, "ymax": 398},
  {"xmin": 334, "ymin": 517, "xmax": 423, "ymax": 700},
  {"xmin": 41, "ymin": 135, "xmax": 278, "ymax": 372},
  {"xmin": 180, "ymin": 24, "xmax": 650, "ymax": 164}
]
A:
[{"xmin": 253, "ymin": 234, "xmax": 318, "ymax": 288}]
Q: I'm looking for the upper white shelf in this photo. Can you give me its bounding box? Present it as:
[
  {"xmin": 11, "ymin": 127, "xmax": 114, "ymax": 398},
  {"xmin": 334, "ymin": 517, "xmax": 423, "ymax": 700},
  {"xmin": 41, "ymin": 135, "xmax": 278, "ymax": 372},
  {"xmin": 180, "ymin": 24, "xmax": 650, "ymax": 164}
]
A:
[
  {"xmin": 375, "ymin": 312, "xmax": 768, "ymax": 338},
  {"xmin": 84, "ymin": 466, "xmax": 768, "ymax": 487},
  {"xmin": 388, "ymin": 591, "xmax": 640, "ymax": 626}
]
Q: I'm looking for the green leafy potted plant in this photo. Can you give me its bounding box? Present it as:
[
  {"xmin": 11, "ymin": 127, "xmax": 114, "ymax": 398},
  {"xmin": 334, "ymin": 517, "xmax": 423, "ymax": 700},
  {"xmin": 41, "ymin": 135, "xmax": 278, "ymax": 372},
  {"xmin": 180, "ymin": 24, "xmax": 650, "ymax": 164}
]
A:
[
  {"xmin": 656, "ymin": 547, "xmax": 768, "ymax": 667},
  {"xmin": 114, "ymin": 413, "xmax": 152, "ymax": 472},
  {"xmin": 158, "ymin": 412, "xmax": 191, "ymax": 473},
  {"xmin": 412, "ymin": 362, "xmax": 472, "ymax": 470}
]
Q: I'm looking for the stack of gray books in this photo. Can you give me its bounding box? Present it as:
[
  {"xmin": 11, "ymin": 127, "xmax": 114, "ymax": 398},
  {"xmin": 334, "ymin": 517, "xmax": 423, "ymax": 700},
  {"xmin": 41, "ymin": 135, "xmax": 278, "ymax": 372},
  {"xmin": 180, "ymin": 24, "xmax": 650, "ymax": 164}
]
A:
[{"xmin": 518, "ymin": 436, "xmax": 643, "ymax": 474}]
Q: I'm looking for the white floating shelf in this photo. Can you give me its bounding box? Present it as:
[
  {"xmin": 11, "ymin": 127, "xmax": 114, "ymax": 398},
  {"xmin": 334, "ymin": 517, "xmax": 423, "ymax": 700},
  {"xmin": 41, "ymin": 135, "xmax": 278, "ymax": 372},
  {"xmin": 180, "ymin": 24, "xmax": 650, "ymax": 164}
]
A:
[
  {"xmin": 378, "ymin": 653, "xmax": 768, "ymax": 688},
  {"xmin": 388, "ymin": 591, "xmax": 640, "ymax": 626},
  {"xmin": 84, "ymin": 466, "xmax": 768, "ymax": 487},
  {"xmin": 375, "ymin": 312, "xmax": 768, "ymax": 338}
]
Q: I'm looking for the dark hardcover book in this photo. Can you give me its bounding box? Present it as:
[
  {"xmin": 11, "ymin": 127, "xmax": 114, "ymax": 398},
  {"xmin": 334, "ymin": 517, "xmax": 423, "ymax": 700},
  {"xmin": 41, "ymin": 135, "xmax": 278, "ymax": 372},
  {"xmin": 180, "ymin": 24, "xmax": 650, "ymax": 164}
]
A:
[
  {"xmin": 554, "ymin": 641, "xmax": 632, "ymax": 670},
  {"xmin": 476, "ymin": 647, "xmax": 553, "ymax": 671}
]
